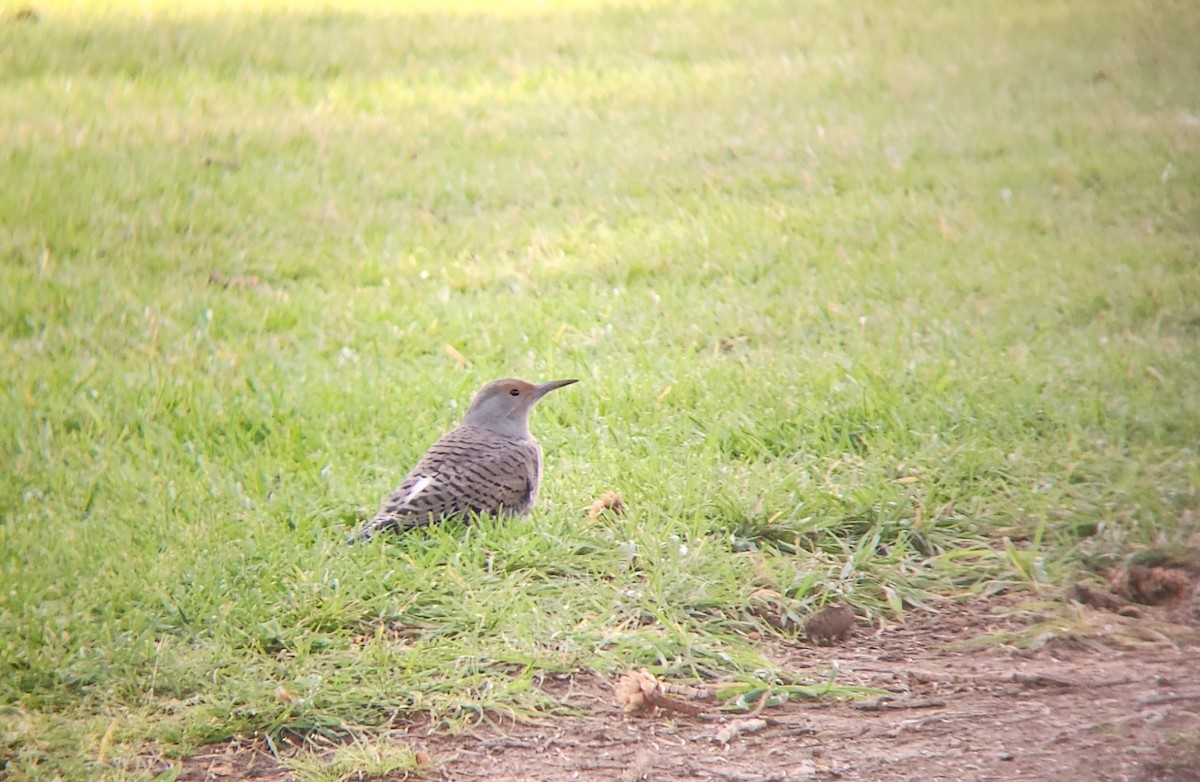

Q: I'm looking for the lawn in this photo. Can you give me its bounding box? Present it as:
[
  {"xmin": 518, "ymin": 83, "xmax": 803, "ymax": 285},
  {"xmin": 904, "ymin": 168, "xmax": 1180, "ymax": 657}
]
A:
[{"xmin": 1, "ymin": 0, "xmax": 1198, "ymax": 778}]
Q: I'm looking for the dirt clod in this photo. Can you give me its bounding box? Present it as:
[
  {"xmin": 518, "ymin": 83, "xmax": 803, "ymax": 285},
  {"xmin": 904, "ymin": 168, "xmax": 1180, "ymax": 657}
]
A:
[
  {"xmin": 805, "ymin": 603, "xmax": 855, "ymax": 645},
  {"xmin": 1112, "ymin": 565, "xmax": 1193, "ymax": 606}
]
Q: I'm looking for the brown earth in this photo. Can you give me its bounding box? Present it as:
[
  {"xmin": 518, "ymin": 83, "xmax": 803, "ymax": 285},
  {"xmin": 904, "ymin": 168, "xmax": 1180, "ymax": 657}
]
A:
[{"xmin": 174, "ymin": 581, "xmax": 1200, "ymax": 782}]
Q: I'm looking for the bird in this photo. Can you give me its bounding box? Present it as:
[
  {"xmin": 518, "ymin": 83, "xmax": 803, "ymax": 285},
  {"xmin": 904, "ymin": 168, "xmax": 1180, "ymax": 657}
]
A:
[{"xmin": 350, "ymin": 377, "xmax": 578, "ymax": 541}]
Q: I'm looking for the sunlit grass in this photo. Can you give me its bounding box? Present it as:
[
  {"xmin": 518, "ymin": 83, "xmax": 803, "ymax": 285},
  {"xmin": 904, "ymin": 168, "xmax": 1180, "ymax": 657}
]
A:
[{"xmin": 2, "ymin": 0, "xmax": 1198, "ymax": 779}]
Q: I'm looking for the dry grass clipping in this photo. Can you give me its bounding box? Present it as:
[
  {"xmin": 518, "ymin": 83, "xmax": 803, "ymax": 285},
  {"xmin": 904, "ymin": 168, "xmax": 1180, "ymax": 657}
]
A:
[
  {"xmin": 589, "ymin": 491, "xmax": 626, "ymax": 520},
  {"xmin": 614, "ymin": 670, "xmax": 707, "ymax": 717}
]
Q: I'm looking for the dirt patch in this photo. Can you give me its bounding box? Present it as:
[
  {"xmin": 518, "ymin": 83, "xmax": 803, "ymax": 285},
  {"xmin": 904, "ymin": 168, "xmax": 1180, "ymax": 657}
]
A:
[{"xmin": 177, "ymin": 591, "xmax": 1200, "ymax": 782}]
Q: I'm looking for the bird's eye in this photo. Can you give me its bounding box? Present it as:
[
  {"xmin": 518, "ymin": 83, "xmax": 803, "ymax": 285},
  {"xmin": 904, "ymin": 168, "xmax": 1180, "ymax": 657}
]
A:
[{"xmin": 509, "ymin": 388, "xmax": 520, "ymax": 396}]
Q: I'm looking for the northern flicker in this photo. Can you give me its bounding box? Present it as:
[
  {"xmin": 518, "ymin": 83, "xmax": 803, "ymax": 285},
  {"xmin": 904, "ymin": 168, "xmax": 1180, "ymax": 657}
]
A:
[{"xmin": 350, "ymin": 377, "xmax": 577, "ymax": 541}]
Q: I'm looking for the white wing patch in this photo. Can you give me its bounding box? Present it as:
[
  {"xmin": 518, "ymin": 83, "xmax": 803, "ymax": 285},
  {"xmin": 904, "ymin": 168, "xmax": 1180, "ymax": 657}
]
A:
[{"xmin": 399, "ymin": 475, "xmax": 433, "ymax": 506}]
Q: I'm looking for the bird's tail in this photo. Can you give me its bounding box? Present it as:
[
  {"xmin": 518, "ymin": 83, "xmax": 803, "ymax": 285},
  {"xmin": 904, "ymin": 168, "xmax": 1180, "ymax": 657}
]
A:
[
  {"xmin": 347, "ymin": 511, "xmax": 432, "ymax": 544},
  {"xmin": 347, "ymin": 514, "xmax": 391, "ymax": 544}
]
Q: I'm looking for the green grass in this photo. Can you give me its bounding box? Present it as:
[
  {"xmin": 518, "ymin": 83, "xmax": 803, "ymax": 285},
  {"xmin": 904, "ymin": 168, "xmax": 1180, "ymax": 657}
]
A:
[{"xmin": 2, "ymin": 0, "xmax": 1198, "ymax": 778}]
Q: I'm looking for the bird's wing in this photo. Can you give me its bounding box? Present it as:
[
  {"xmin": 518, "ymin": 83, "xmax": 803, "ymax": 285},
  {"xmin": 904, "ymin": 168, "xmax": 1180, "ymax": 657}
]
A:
[{"xmin": 351, "ymin": 426, "xmax": 539, "ymax": 541}]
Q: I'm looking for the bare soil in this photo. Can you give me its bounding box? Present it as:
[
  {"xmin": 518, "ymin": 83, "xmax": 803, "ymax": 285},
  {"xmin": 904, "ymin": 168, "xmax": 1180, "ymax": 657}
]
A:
[{"xmin": 176, "ymin": 588, "xmax": 1200, "ymax": 782}]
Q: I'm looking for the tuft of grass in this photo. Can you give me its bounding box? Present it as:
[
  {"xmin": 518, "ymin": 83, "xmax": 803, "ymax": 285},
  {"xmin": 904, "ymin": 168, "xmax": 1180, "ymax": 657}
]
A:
[
  {"xmin": 948, "ymin": 599, "xmax": 1198, "ymax": 652},
  {"xmin": 280, "ymin": 740, "xmax": 426, "ymax": 782},
  {"xmin": 2, "ymin": 0, "xmax": 1198, "ymax": 779}
]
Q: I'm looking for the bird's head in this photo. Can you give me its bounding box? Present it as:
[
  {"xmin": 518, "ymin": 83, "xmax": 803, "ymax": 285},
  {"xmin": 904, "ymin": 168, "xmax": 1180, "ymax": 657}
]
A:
[{"xmin": 461, "ymin": 377, "xmax": 577, "ymax": 437}]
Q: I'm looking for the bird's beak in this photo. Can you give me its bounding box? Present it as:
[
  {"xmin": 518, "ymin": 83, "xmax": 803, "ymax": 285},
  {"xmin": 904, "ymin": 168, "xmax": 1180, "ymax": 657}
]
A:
[{"xmin": 535, "ymin": 378, "xmax": 578, "ymax": 399}]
